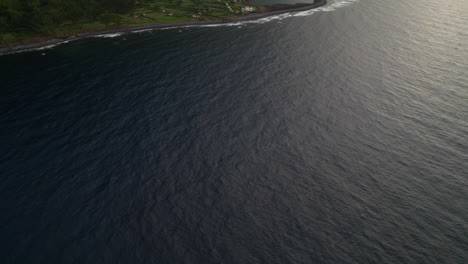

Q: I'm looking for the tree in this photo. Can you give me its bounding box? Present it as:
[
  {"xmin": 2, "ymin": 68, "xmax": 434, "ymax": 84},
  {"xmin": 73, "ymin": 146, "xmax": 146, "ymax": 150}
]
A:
[{"xmin": 100, "ymin": 10, "xmax": 122, "ymax": 26}]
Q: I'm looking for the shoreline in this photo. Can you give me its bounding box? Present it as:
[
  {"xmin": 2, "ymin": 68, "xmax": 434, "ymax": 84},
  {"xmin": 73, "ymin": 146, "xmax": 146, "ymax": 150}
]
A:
[{"xmin": 0, "ymin": 0, "xmax": 327, "ymax": 55}]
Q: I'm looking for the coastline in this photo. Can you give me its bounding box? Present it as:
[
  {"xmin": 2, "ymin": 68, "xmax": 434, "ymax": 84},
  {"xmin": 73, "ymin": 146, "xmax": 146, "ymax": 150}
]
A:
[{"xmin": 0, "ymin": 0, "xmax": 327, "ymax": 55}]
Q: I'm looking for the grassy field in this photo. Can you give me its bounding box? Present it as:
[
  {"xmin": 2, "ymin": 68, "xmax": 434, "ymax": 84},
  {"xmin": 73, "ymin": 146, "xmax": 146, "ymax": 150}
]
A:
[{"xmin": 0, "ymin": 0, "xmax": 256, "ymax": 47}]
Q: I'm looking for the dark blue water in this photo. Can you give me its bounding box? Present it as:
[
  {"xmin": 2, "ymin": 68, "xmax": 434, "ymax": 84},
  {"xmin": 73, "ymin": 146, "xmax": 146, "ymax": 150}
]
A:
[{"xmin": 1, "ymin": 0, "xmax": 468, "ymax": 263}]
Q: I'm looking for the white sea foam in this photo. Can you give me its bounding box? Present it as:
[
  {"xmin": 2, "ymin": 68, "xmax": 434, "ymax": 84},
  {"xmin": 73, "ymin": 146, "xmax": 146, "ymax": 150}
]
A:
[
  {"xmin": 36, "ymin": 41, "xmax": 69, "ymax": 50},
  {"xmin": 94, "ymin": 33, "xmax": 123, "ymax": 38},
  {"xmin": 1, "ymin": 40, "xmax": 71, "ymax": 55},
  {"xmin": 132, "ymin": 29, "xmax": 154, "ymax": 33}
]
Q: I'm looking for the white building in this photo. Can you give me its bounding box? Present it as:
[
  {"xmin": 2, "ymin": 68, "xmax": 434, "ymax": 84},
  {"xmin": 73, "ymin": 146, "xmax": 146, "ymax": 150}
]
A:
[{"xmin": 242, "ymin": 6, "xmax": 255, "ymax": 12}]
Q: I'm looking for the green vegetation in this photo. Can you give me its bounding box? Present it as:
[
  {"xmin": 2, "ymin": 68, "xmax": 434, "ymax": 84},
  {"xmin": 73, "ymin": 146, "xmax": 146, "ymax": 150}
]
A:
[{"xmin": 0, "ymin": 0, "xmax": 255, "ymax": 46}]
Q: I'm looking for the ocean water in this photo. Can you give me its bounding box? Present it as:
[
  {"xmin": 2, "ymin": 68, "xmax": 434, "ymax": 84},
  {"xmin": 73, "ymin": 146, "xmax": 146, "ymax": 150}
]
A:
[{"xmin": 1, "ymin": 0, "xmax": 467, "ymax": 263}]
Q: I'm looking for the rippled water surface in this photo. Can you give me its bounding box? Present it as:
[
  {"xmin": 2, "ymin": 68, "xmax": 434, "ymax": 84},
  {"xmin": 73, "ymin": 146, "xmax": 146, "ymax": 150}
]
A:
[{"xmin": 1, "ymin": 0, "xmax": 468, "ymax": 263}]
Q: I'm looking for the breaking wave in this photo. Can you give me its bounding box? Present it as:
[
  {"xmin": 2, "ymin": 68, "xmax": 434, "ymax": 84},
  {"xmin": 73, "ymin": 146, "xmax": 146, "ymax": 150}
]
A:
[{"xmin": 94, "ymin": 33, "xmax": 124, "ymax": 38}]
